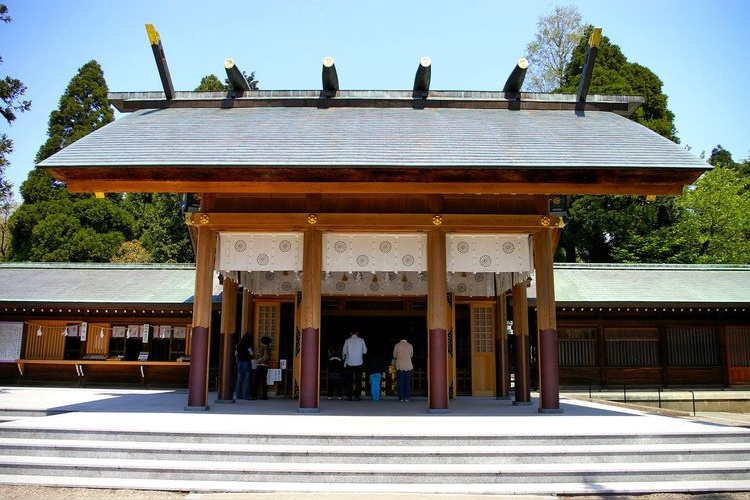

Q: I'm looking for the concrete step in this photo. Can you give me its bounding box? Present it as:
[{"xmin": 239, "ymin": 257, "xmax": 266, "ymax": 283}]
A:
[
  {"xmin": 1, "ymin": 421, "xmax": 748, "ymax": 495},
  {"xmin": 1, "ymin": 455, "xmax": 749, "ymax": 484},
  {"xmin": 1, "ymin": 425, "xmax": 749, "ymax": 446},
  {"xmin": 0, "ymin": 437, "xmax": 749, "ymax": 464},
  {"xmin": 1, "ymin": 474, "xmax": 749, "ymax": 496}
]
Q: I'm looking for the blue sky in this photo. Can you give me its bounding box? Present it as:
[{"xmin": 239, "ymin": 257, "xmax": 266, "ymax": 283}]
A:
[{"xmin": 2, "ymin": 0, "xmax": 749, "ymax": 198}]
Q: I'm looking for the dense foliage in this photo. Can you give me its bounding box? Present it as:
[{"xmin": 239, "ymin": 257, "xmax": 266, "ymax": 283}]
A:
[{"xmin": 8, "ymin": 61, "xmax": 193, "ymax": 263}]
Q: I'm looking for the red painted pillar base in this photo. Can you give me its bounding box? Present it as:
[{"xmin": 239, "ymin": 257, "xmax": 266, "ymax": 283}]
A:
[
  {"xmin": 216, "ymin": 332, "xmax": 235, "ymax": 403},
  {"xmin": 299, "ymin": 327, "xmax": 320, "ymax": 413},
  {"xmin": 428, "ymin": 328, "xmax": 449, "ymax": 413},
  {"xmin": 513, "ymin": 334, "xmax": 532, "ymax": 406},
  {"xmin": 539, "ymin": 328, "xmax": 562, "ymax": 413},
  {"xmin": 186, "ymin": 326, "xmax": 209, "ymax": 411}
]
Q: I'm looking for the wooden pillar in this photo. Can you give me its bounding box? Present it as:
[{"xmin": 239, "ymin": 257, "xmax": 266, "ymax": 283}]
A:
[
  {"xmin": 240, "ymin": 288, "xmax": 253, "ymax": 337},
  {"xmin": 512, "ymin": 281, "xmax": 531, "ymax": 405},
  {"xmin": 495, "ymin": 291, "xmax": 511, "ymax": 399},
  {"xmin": 427, "ymin": 230, "xmax": 449, "ymax": 412},
  {"xmin": 217, "ymin": 275, "xmax": 238, "ymax": 402},
  {"xmin": 186, "ymin": 226, "xmax": 216, "ymax": 410},
  {"xmin": 298, "ymin": 228, "xmax": 322, "ymax": 412},
  {"xmin": 534, "ymin": 229, "xmax": 561, "ymax": 412}
]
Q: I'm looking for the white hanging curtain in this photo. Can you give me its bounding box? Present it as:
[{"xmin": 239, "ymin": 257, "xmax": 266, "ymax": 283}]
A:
[
  {"xmin": 446, "ymin": 234, "xmax": 532, "ymax": 274},
  {"xmin": 323, "ymin": 233, "xmax": 427, "ymax": 273},
  {"xmin": 217, "ymin": 232, "xmax": 303, "ymax": 272}
]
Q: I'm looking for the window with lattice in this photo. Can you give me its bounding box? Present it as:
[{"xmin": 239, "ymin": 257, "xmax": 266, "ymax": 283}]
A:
[
  {"xmin": 471, "ymin": 305, "xmax": 494, "ymax": 353},
  {"xmin": 255, "ymin": 302, "xmax": 280, "ymax": 355}
]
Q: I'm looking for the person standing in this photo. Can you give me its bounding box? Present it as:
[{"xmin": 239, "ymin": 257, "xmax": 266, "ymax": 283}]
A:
[
  {"xmin": 393, "ymin": 337, "xmax": 414, "ymax": 402},
  {"xmin": 366, "ymin": 349, "xmax": 386, "ymax": 401},
  {"xmin": 342, "ymin": 331, "xmax": 367, "ymax": 401},
  {"xmin": 251, "ymin": 336, "xmax": 272, "ymax": 400},
  {"xmin": 234, "ymin": 333, "xmax": 254, "ymax": 400}
]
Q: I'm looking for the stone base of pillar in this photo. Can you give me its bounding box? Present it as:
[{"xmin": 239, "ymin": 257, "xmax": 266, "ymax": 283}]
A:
[
  {"xmin": 538, "ymin": 407, "xmax": 564, "ymax": 414},
  {"xmin": 184, "ymin": 405, "xmax": 210, "ymax": 411},
  {"xmin": 427, "ymin": 408, "xmax": 450, "ymax": 414},
  {"xmin": 297, "ymin": 408, "xmax": 321, "ymax": 414},
  {"xmin": 214, "ymin": 398, "xmax": 235, "ymax": 404},
  {"xmin": 512, "ymin": 401, "xmax": 533, "ymax": 406}
]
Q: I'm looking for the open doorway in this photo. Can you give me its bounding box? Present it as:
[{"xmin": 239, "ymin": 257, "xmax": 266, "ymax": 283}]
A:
[{"xmin": 321, "ymin": 300, "xmax": 427, "ymax": 397}]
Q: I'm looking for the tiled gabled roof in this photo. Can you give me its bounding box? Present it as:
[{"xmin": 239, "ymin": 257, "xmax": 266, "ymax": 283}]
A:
[{"xmin": 40, "ymin": 106, "xmax": 704, "ymax": 171}]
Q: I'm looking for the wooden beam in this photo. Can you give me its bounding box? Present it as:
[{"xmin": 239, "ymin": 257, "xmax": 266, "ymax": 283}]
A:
[
  {"xmin": 107, "ymin": 90, "xmax": 641, "ymax": 115},
  {"xmin": 577, "ymin": 28, "xmax": 602, "ymax": 103},
  {"xmin": 224, "ymin": 59, "xmax": 251, "ymax": 92},
  {"xmin": 145, "ymin": 24, "xmax": 175, "ymax": 100},
  {"xmin": 413, "ymin": 56, "xmax": 431, "ymax": 96},
  {"xmin": 502, "ymin": 58, "xmax": 528, "ymax": 93},
  {"xmin": 58, "ymin": 178, "xmax": 697, "ymax": 197},
  {"xmin": 321, "ymin": 57, "xmax": 339, "ymax": 96},
  {"xmin": 183, "ymin": 212, "xmax": 563, "ymax": 232}
]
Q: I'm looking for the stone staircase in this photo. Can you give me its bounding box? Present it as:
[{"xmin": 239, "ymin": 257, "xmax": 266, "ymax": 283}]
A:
[{"xmin": 0, "ymin": 423, "xmax": 749, "ymax": 495}]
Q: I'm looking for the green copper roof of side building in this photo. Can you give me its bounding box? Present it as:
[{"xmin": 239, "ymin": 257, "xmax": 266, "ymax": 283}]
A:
[
  {"xmin": 1, "ymin": 263, "xmax": 747, "ymax": 308},
  {"xmin": 0, "ymin": 263, "xmax": 222, "ymax": 306},
  {"xmin": 548, "ymin": 263, "xmax": 750, "ymax": 307}
]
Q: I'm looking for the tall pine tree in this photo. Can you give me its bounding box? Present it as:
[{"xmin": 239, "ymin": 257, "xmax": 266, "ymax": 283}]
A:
[{"xmin": 9, "ymin": 60, "xmax": 134, "ymax": 262}]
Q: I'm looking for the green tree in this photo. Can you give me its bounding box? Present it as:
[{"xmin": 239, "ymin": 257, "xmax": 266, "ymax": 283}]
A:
[
  {"xmin": 0, "ymin": 186, "xmax": 16, "ymax": 260},
  {"xmin": 561, "ymin": 26, "xmax": 677, "ymax": 141},
  {"xmin": 8, "ymin": 60, "xmax": 133, "ymax": 262},
  {"xmin": 553, "ymin": 24, "xmax": 684, "ymax": 263},
  {"xmin": 195, "ymin": 71, "xmax": 259, "ymax": 91},
  {"xmin": 195, "ymin": 74, "xmax": 224, "ymax": 91},
  {"xmin": 708, "ymin": 145, "xmax": 736, "ymax": 168},
  {"xmin": 35, "ymin": 60, "xmax": 114, "ymax": 163},
  {"xmin": 122, "ymin": 193, "xmax": 193, "ymax": 263},
  {"xmin": 671, "ymin": 166, "xmax": 750, "ymax": 263},
  {"xmin": 111, "ymin": 240, "xmax": 151, "ymax": 263},
  {"xmin": 524, "ymin": 5, "xmax": 583, "ymax": 92}
]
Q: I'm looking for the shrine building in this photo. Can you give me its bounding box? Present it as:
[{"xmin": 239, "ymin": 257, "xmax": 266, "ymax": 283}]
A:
[{"xmin": 34, "ymin": 28, "xmax": 710, "ymax": 413}]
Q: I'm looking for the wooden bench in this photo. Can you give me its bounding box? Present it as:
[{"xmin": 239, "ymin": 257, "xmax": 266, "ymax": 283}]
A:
[{"xmin": 15, "ymin": 359, "xmax": 190, "ymax": 387}]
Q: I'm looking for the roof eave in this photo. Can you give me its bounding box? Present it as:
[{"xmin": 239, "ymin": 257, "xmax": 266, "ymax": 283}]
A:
[{"xmin": 47, "ymin": 165, "xmax": 705, "ymax": 196}]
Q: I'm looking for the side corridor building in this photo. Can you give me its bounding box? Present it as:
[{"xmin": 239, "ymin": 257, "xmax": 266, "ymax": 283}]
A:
[{"xmin": 1, "ymin": 263, "xmax": 748, "ymax": 394}]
